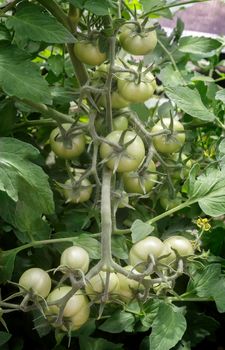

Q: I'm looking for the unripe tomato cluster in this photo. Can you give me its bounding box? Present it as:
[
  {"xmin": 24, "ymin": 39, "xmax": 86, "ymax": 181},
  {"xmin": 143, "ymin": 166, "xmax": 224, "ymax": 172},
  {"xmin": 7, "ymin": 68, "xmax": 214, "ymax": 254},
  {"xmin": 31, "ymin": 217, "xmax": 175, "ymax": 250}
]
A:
[{"xmin": 18, "ymin": 234, "xmax": 194, "ymax": 332}]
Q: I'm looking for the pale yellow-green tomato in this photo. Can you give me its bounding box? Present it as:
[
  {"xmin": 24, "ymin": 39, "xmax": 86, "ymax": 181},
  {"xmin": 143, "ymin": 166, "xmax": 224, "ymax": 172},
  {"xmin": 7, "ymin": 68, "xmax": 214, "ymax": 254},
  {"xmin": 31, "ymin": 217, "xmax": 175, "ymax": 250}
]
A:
[
  {"xmin": 85, "ymin": 271, "xmax": 120, "ymax": 302},
  {"xmin": 47, "ymin": 286, "xmax": 88, "ymax": 318},
  {"xmin": 117, "ymin": 266, "xmax": 143, "ymax": 302},
  {"xmin": 123, "ymin": 160, "xmax": 157, "ymax": 194},
  {"xmin": 63, "ymin": 176, "xmax": 92, "ymax": 204},
  {"xmin": 74, "ymin": 41, "xmax": 106, "ymax": 66},
  {"xmin": 60, "ymin": 246, "xmax": 90, "ymax": 273},
  {"xmin": 129, "ymin": 236, "xmax": 164, "ymax": 272},
  {"xmin": 19, "ymin": 268, "xmax": 51, "ymax": 298}
]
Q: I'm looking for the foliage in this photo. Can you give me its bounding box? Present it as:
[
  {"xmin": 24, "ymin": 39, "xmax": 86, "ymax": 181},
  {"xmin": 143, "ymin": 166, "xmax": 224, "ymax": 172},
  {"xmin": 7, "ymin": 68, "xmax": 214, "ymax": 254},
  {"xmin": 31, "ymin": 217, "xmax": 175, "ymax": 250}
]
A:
[{"xmin": 0, "ymin": 0, "xmax": 225, "ymax": 349}]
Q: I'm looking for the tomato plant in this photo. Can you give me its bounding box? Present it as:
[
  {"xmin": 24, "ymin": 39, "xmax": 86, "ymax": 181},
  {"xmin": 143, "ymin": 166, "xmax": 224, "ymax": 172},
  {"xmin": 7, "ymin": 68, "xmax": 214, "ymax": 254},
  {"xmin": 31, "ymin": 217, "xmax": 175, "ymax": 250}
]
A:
[
  {"xmin": 18, "ymin": 268, "xmax": 51, "ymax": 298},
  {"xmin": 74, "ymin": 40, "xmax": 107, "ymax": 66},
  {"xmin": 1, "ymin": 1, "xmax": 225, "ymax": 349},
  {"xmin": 49, "ymin": 124, "xmax": 86, "ymax": 159},
  {"xmin": 119, "ymin": 23, "xmax": 157, "ymax": 55},
  {"xmin": 151, "ymin": 118, "xmax": 186, "ymax": 154},
  {"xmin": 99, "ymin": 130, "xmax": 145, "ymax": 172},
  {"xmin": 60, "ymin": 245, "xmax": 90, "ymax": 273}
]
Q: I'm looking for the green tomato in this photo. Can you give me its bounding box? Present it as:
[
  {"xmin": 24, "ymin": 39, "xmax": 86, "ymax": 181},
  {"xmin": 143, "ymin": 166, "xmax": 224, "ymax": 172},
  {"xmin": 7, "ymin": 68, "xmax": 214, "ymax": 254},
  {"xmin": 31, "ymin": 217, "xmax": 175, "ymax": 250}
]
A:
[
  {"xmin": 74, "ymin": 41, "xmax": 106, "ymax": 66},
  {"xmin": 68, "ymin": 302, "xmax": 90, "ymax": 330},
  {"xmin": 164, "ymin": 236, "xmax": 194, "ymax": 257},
  {"xmin": 99, "ymin": 90, "xmax": 130, "ymax": 109},
  {"xmin": 63, "ymin": 176, "xmax": 92, "ymax": 203},
  {"xmin": 117, "ymin": 266, "xmax": 142, "ymax": 302},
  {"xmin": 123, "ymin": 160, "xmax": 157, "ymax": 194},
  {"xmin": 113, "ymin": 116, "xmax": 129, "ymax": 131},
  {"xmin": 117, "ymin": 72, "xmax": 156, "ymax": 103},
  {"xmin": 129, "ymin": 236, "xmax": 164, "ymax": 271},
  {"xmin": 99, "ymin": 130, "xmax": 145, "ymax": 173},
  {"xmin": 159, "ymin": 190, "xmax": 183, "ymax": 211},
  {"xmin": 119, "ymin": 23, "xmax": 157, "ymax": 55},
  {"xmin": 47, "ymin": 286, "xmax": 88, "ymax": 318},
  {"xmin": 49, "ymin": 124, "xmax": 86, "ymax": 160},
  {"xmin": 151, "ymin": 118, "xmax": 185, "ymax": 154},
  {"xmin": 60, "ymin": 246, "xmax": 90, "ymax": 273},
  {"xmin": 19, "ymin": 268, "xmax": 51, "ymax": 298},
  {"xmin": 168, "ymin": 153, "xmax": 192, "ymax": 180},
  {"xmin": 85, "ymin": 271, "xmax": 120, "ymax": 302}
]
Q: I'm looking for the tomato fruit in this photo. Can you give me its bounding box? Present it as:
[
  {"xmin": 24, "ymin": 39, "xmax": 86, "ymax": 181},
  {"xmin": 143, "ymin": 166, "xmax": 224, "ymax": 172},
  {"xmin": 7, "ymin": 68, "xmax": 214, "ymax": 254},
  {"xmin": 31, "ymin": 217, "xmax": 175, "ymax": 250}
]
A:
[
  {"xmin": 99, "ymin": 90, "xmax": 130, "ymax": 109},
  {"xmin": 117, "ymin": 266, "xmax": 142, "ymax": 302},
  {"xmin": 129, "ymin": 236, "xmax": 164, "ymax": 271},
  {"xmin": 63, "ymin": 176, "xmax": 92, "ymax": 203},
  {"xmin": 68, "ymin": 302, "xmax": 90, "ymax": 330},
  {"xmin": 49, "ymin": 124, "xmax": 86, "ymax": 160},
  {"xmin": 119, "ymin": 24, "xmax": 157, "ymax": 55},
  {"xmin": 60, "ymin": 246, "xmax": 90, "ymax": 273},
  {"xmin": 85, "ymin": 271, "xmax": 120, "ymax": 301},
  {"xmin": 19, "ymin": 268, "xmax": 51, "ymax": 298},
  {"xmin": 159, "ymin": 190, "xmax": 183, "ymax": 211},
  {"xmin": 117, "ymin": 72, "xmax": 156, "ymax": 103},
  {"xmin": 123, "ymin": 160, "xmax": 157, "ymax": 194},
  {"xmin": 151, "ymin": 118, "xmax": 185, "ymax": 154},
  {"xmin": 113, "ymin": 116, "xmax": 128, "ymax": 131},
  {"xmin": 164, "ymin": 236, "xmax": 194, "ymax": 257},
  {"xmin": 168, "ymin": 153, "xmax": 193, "ymax": 180},
  {"xmin": 74, "ymin": 41, "xmax": 106, "ymax": 66},
  {"xmin": 47, "ymin": 286, "xmax": 88, "ymax": 318},
  {"xmin": 99, "ymin": 130, "xmax": 145, "ymax": 173}
]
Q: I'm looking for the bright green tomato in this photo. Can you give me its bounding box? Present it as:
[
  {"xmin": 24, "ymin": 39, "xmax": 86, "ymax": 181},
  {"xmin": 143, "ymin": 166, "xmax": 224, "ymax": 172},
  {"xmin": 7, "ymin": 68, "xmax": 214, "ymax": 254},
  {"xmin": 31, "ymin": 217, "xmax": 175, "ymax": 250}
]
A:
[
  {"xmin": 49, "ymin": 124, "xmax": 86, "ymax": 160},
  {"xmin": 74, "ymin": 41, "xmax": 106, "ymax": 66},
  {"xmin": 119, "ymin": 24, "xmax": 157, "ymax": 55},
  {"xmin": 117, "ymin": 266, "xmax": 142, "ymax": 302},
  {"xmin": 19, "ymin": 268, "xmax": 51, "ymax": 298},
  {"xmin": 151, "ymin": 118, "xmax": 185, "ymax": 154},
  {"xmin": 123, "ymin": 160, "xmax": 157, "ymax": 194},
  {"xmin": 60, "ymin": 246, "xmax": 90, "ymax": 273},
  {"xmin": 129, "ymin": 236, "xmax": 164, "ymax": 271},
  {"xmin": 85, "ymin": 271, "xmax": 120, "ymax": 302},
  {"xmin": 164, "ymin": 236, "xmax": 194, "ymax": 257},
  {"xmin": 63, "ymin": 176, "xmax": 92, "ymax": 203},
  {"xmin": 157, "ymin": 243, "xmax": 176, "ymax": 267},
  {"xmin": 99, "ymin": 130, "xmax": 145, "ymax": 173},
  {"xmin": 113, "ymin": 116, "xmax": 129, "ymax": 131},
  {"xmin": 99, "ymin": 90, "xmax": 130, "ymax": 109},
  {"xmin": 159, "ymin": 190, "xmax": 183, "ymax": 211},
  {"xmin": 47, "ymin": 286, "xmax": 88, "ymax": 318},
  {"xmin": 117, "ymin": 72, "xmax": 156, "ymax": 103}
]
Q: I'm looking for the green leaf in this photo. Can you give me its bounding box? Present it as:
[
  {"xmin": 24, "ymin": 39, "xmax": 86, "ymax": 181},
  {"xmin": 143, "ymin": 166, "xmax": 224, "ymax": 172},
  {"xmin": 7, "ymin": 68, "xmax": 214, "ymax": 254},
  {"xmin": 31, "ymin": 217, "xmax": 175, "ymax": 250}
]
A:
[
  {"xmin": 188, "ymin": 168, "xmax": 225, "ymax": 216},
  {"xmin": 0, "ymin": 24, "xmax": 11, "ymax": 42},
  {"xmin": 187, "ymin": 263, "xmax": 225, "ymax": 312},
  {"xmin": 158, "ymin": 65, "xmax": 184, "ymax": 87},
  {"xmin": 0, "ymin": 138, "xmax": 54, "ymax": 236},
  {"xmin": 0, "ymin": 332, "xmax": 11, "ymax": 346},
  {"xmin": 166, "ymin": 86, "xmax": 215, "ymax": 122},
  {"xmin": 6, "ymin": 3, "xmax": 75, "ymax": 43},
  {"xmin": 99, "ymin": 310, "xmax": 135, "ymax": 333},
  {"xmin": 141, "ymin": 0, "xmax": 166, "ymax": 13},
  {"xmin": 0, "ymin": 46, "xmax": 52, "ymax": 104},
  {"xmin": 84, "ymin": 0, "xmax": 111, "ymax": 15},
  {"xmin": 131, "ymin": 219, "xmax": 154, "ymax": 243},
  {"xmin": 79, "ymin": 336, "xmax": 124, "ymax": 350},
  {"xmin": 185, "ymin": 312, "xmax": 219, "ymax": 347},
  {"xmin": 215, "ymin": 89, "xmax": 225, "ymax": 104},
  {"xmin": 0, "ymin": 99, "xmax": 17, "ymax": 136},
  {"xmin": 149, "ymin": 302, "xmax": 187, "ymax": 350},
  {"xmin": 179, "ymin": 36, "xmax": 222, "ymax": 57},
  {"xmin": 112, "ymin": 235, "xmax": 129, "ymax": 259},
  {"xmin": 48, "ymin": 55, "xmax": 64, "ymax": 76},
  {"xmin": 54, "ymin": 232, "xmax": 101, "ymax": 259},
  {"xmin": 0, "ymin": 249, "xmax": 17, "ymax": 283}
]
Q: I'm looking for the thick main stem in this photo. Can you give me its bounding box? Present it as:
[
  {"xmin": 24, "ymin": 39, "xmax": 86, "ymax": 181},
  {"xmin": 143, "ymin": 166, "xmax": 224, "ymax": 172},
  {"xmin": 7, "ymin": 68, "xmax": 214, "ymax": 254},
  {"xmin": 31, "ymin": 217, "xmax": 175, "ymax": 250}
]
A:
[{"xmin": 101, "ymin": 167, "xmax": 113, "ymax": 268}]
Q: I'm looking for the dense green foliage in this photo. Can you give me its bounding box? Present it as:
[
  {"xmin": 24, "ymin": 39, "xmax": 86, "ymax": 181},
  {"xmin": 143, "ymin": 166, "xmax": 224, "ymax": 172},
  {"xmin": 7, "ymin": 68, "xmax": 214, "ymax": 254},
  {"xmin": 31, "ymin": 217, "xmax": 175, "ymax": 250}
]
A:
[{"xmin": 0, "ymin": 0, "xmax": 225, "ymax": 349}]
